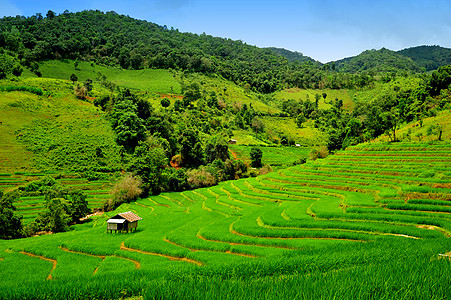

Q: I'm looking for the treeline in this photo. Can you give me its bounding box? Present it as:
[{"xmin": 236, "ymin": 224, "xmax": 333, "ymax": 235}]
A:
[{"xmin": 1, "ymin": 10, "xmax": 378, "ymax": 92}]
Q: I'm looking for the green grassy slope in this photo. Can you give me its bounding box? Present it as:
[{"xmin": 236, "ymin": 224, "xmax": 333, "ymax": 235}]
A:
[
  {"xmin": 1, "ymin": 142, "xmax": 450, "ymax": 299},
  {"xmin": 377, "ymin": 110, "xmax": 451, "ymax": 143},
  {"xmin": 29, "ymin": 60, "xmax": 182, "ymax": 94},
  {"xmin": 274, "ymin": 87, "xmax": 354, "ymax": 110},
  {"xmin": 0, "ymin": 78, "xmax": 122, "ymax": 174}
]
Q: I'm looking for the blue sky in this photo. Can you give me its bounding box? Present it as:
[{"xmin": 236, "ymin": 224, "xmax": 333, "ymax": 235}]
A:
[{"xmin": 1, "ymin": 0, "xmax": 451, "ymax": 62}]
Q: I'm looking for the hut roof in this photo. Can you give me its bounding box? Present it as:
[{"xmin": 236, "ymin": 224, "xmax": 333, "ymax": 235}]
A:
[
  {"xmin": 118, "ymin": 211, "xmax": 142, "ymax": 222},
  {"xmin": 107, "ymin": 218, "xmax": 126, "ymax": 224}
]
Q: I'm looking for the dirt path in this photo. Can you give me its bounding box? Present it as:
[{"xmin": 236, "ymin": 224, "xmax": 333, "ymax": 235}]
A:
[
  {"xmin": 60, "ymin": 246, "xmax": 106, "ymax": 259},
  {"xmin": 20, "ymin": 251, "xmax": 57, "ymax": 280},
  {"xmin": 60, "ymin": 246, "xmax": 141, "ymax": 271},
  {"xmin": 120, "ymin": 242, "xmax": 203, "ymax": 266},
  {"xmin": 60, "ymin": 246, "xmax": 105, "ymax": 275},
  {"xmin": 113, "ymin": 255, "xmax": 141, "ymax": 269},
  {"xmin": 416, "ymin": 225, "xmax": 450, "ymax": 237}
]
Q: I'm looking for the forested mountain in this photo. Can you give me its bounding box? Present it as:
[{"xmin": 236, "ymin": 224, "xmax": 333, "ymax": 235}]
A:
[
  {"xmin": 266, "ymin": 47, "xmax": 320, "ymax": 65},
  {"xmin": 332, "ymin": 46, "xmax": 451, "ymax": 73},
  {"xmin": 0, "ymin": 10, "xmax": 332, "ymax": 93},
  {"xmin": 398, "ymin": 45, "xmax": 451, "ymax": 71},
  {"xmin": 0, "ymin": 10, "xmax": 409, "ymax": 92},
  {"xmin": 333, "ymin": 48, "xmax": 421, "ymax": 73}
]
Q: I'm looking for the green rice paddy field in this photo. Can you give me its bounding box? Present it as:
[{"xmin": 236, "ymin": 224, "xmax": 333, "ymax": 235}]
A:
[{"xmin": 1, "ymin": 142, "xmax": 450, "ymax": 299}]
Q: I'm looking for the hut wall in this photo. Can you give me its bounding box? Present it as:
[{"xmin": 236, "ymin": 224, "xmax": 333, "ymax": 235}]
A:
[
  {"xmin": 107, "ymin": 223, "xmax": 118, "ymax": 231},
  {"xmin": 126, "ymin": 221, "xmax": 138, "ymax": 231}
]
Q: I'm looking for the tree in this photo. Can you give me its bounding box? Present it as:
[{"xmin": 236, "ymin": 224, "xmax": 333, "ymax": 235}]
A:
[
  {"xmin": 130, "ymin": 53, "xmax": 143, "ymax": 69},
  {"xmin": 110, "ymin": 99, "xmax": 146, "ymax": 152},
  {"xmin": 251, "ymin": 118, "xmax": 265, "ymax": 133},
  {"xmin": 12, "ymin": 64, "xmax": 23, "ymax": 77},
  {"xmin": 67, "ymin": 190, "xmax": 91, "ymax": 222},
  {"xmin": 314, "ymin": 94, "xmax": 321, "ymax": 109},
  {"xmin": 84, "ymin": 78, "xmax": 93, "ymax": 92},
  {"xmin": 160, "ymin": 98, "xmax": 170, "ymax": 108},
  {"xmin": 43, "ymin": 185, "xmax": 90, "ymax": 223},
  {"xmin": 128, "ymin": 139, "xmax": 168, "ymax": 196},
  {"xmin": 179, "ymin": 128, "xmax": 204, "ymax": 168},
  {"xmin": 205, "ymin": 135, "xmax": 229, "ymax": 163},
  {"xmin": 296, "ymin": 113, "xmax": 306, "ymax": 128},
  {"xmin": 35, "ymin": 198, "xmax": 71, "ymax": 233},
  {"xmin": 0, "ymin": 191, "xmax": 23, "ymax": 239},
  {"xmin": 250, "ymin": 147, "xmax": 263, "ymax": 168},
  {"xmin": 380, "ymin": 107, "xmax": 401, "ymax": 142},
  {"xmin": 70, "ymin": 73, "xmax": 78, "ymax": 84},
  {"xmin": 46, "ymin": 10, "xmax": 56, "ymax": 19},
  {"xmin": 183, "ymin": 83, "xmax": 202, "ymax": 107}
]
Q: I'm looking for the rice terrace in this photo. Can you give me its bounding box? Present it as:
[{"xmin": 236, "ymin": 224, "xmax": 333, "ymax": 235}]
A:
[{"xmin": 1, "ymin": 7, "xmax": 451, "ymax": 300}]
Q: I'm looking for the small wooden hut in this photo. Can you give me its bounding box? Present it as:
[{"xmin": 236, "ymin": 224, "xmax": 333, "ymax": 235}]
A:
[{"xmin": 107, "ymin": 211, "xmax": 142, "ymax": 233}]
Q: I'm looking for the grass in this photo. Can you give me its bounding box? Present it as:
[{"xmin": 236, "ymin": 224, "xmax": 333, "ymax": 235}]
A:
[
  {"xmin": 29, "ymin": 60, "xmax": 182, "ymax": 94},
  {"xmin": 0, "ymin": 78, "xmax": 122, "ymax": 174},
  {"xmin": 273, "ymin": 87, "xmax": 354, "ymax": 110},
  {"xmin": 377, "ymin": 110, "xmax": 451, "ymax": 143},
  {"xmin": 260, "ymin": 117, "xmax": 327, "ymax": 146}
]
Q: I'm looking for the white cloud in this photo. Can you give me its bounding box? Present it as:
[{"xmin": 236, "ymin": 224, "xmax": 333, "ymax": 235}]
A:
[{"xmin": 0, "ymin": 0, "xmax": 22, "ymax": 17}]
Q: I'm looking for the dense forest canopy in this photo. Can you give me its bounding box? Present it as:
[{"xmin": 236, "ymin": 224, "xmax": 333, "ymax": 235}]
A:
[
  {"xmin": 0, "ymin": 10, "xmax": 322, "ymax": 92},
  {"xmin": 398, "ymin": 45, "xmax": 451, "ymax": 71}
]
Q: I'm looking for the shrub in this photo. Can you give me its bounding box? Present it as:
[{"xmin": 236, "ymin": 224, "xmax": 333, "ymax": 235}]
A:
[
  {"xmin": 293, "ymin": 157, "xmax": 307, "ymax": 165},
  {"xmin": 250, "ymin": 147, "xmax": 263, "ymax": 168},
  {"xmin": 187, "ymin": 167, "xmax": 217, "ymax": 188},
  {"xmin": 310, "ymin": 146, "xmax": 329, "ymax": 160},
  {"xmin": 259, "ymin": 164, "xmax": 273, "ymax": 175},
  {"xmin": 74, "ymin": 85, "xmax": 87, "ymax": 99},
  {"xmin": 106, "ymin": 173, "xmax": 142, "ymax": 211}
]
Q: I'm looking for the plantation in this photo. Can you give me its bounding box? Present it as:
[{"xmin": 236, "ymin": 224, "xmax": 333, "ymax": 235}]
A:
[{"xmin": 1, "ymin": 142, "xmax": 450, "ymax": 299}]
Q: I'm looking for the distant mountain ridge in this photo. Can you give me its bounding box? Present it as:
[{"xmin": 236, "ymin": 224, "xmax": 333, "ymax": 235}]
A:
[
  {"xmin": 331, "ymin": 45, "xmax": 451, "ymax": 73},
  {"xmin": 271, "ymin": 45, "xmax": 451, "ymax": 73},
  {"xmin": 332, "ymin": 48, "xmax": 422, "ymax": 73},
  {"xmin": 398, "ymin": 45, "xmax": 451, "ymax": 71}
]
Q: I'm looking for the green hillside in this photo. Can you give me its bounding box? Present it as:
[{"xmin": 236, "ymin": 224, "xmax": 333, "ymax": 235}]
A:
[
  {"xmin": 398, "ymin": 45, "xmax": 451, "ymax": 71},
  {"xmin": 1, "ymin": 142, "xmax": 450, "ymax": 299},
  {"xmin": 0, "ymin": 78, "xmax": 122, "ymax": 174},
  {"xmin": 35, "ymin": 60, "xmax": 182, "ymax": 94},
  {"xmin": 334, "ymin": 48, "xmax": 421, "ymax": 73}
]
